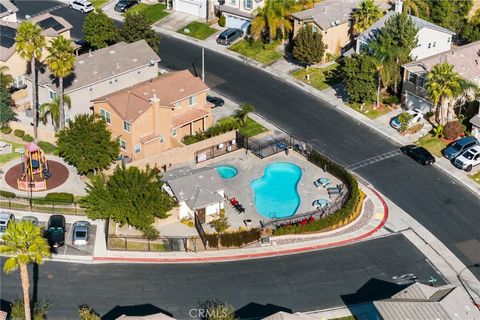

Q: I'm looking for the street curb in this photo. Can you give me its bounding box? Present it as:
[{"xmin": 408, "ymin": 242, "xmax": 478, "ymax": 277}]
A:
[{"xmin": 91, "ymin": 187, "xmax": 388, "ymax": 264}]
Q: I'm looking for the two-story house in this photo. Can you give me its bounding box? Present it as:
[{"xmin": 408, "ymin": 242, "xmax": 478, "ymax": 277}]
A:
[
  {"xmin": 172, "ymin": 0, "xmax": 214, "ymax": 20},
  {"xmin": 0, "ymin": 0, "xmax": 18, "ymax": 23},
  {"xmin": 215, "ymin": 0, "xmax": 264, "ymax": 31},
  {"xmin": 402, "ymin": 41, "xmax": 480, "ymax": 112},
  {"xmin": 21, "ymin": 40, "xmax": 160, "ymax": 140},
  {"xmin": 92, "ymin": 70, "xmax": 213, "ymax": 161},
  {"xmin": 291, "ymin": 0, "xmax": 390, "ymax": 59},
  {"xmin": 355, "ymin": 0, "xmax": 455, "ymax": 61}
]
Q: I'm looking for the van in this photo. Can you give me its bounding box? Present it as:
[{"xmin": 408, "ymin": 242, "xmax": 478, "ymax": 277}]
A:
[{"xmin": 216, "ymin": 28, "xmax": 243, "ymax": 45}]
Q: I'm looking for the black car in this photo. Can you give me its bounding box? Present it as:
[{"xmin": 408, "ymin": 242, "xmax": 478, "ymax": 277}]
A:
[
  {"xmin": 46, "ymin": 215, "xmax": 66, "ymax": 248},
  {"xmin": 216, "ymin": 28, "xmax": 243, "ymax": 45},
  {"xmin": 401, "ymin": 145, "xmax": 436, "ymax": 165},
  {"xmin": 207, "ymin": 95, "xmax": 225, "ymax": 107},
  {"xmin": 114, "ymin": 0, "xmax": 137, "ymax": 12}
]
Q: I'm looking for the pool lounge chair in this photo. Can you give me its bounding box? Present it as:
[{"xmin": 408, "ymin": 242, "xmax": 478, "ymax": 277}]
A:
[
  {"xmin": 314, "ymin": 178, "xmax": 331, "ymax": 188},
  {"xmin": 312, "ymin": 199, "xmax": 330, "ymax": 208}
]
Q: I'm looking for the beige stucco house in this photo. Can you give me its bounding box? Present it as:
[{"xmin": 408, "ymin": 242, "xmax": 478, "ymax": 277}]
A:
[
  {"xmin": 291, "ymin": 0, "xmax": 390, "ymax": 59},
  {"xmin": 215, "ymin": 0, "xmax": 264, "ymax": 31},
  {"xmin": 92, "ymin": 70, "xmax": 213, "ymax": 161}
]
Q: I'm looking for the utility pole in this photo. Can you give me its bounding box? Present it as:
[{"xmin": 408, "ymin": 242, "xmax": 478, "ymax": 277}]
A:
[{"xmin": 202, "ymin": 46, "xmax": 205, "ymax": 82}]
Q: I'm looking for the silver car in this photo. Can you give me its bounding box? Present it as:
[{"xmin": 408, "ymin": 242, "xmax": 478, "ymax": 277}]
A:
[
  {"xmin": 0, "ymin": 211, "xmax": 15, "ymax": 237},
  {"xmin": 21, "ymin": 216, "xmax": 39, "ymax": 225},
  {"xmin": 72, "ymin": 221, "xmax": 90, "ymax": 245}
]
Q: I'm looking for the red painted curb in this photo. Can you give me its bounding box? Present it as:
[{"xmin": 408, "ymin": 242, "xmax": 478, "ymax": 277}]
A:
[{"xmin": 93, "ymin": 188, "xmax": 389, "ymax": 263}]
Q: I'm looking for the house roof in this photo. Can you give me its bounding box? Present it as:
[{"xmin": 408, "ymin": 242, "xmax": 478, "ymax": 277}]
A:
[
  {"xmin": 217, "ymin": 5, "xmax": 254, "ymax": 19},
  {"xmin": 470, "ymin": 114, "xmax": 480, "ymax": 128},
  {"xmin": 93, "ymin": 70, "xmax": 209, "ymax": 123},
  {"xmin": 30, "ymin": 13, "xmax": 73, "ymax": 37},
  {"xmin": 172, "ymin": 108, "xmax": 209, "ymax": 128},
  {"xmin": 31, "ymin": 40, "xmax": 160, "ymax": 93},
  {"xmin": 403, "ymin": 40, "xmax": 480, "ymax": 81},
  {"xmin": 0, "ymin": 0, "xmax": 18, "ymax": 19},
  {"xmin": 291, "ymin": 0, "xmax": 390, "ymax": 30},
  {"xmin": 358, "ymin": 11, "xmax": 455, "ymax": 44},
  {"xmin": 161, "ymin": 166, "xmax": 225, "ymax": 210}
]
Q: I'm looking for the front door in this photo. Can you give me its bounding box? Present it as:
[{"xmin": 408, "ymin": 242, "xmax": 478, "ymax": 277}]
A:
[{"xmin": 197, "ymin": 208, "xmax": 206, "ymax": 224}]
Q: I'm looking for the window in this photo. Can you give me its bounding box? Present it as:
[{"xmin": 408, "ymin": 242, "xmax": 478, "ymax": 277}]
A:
[
  {"xmin": 417, "ymin": 76, "xmax": 425, "ymax": 88},
  {"xmin": 13, "ymin": 75, "xmax": 24, "ymax": 88},
  {"xmin": 228, "ymin": 0, "xmax": 236, "ymax": 5},
  {"xmin": 49, "ymin": 90, "xmax": 57, "ymax": 101},
  {"xmin": 188, "ymin": 95, "xmax": 197, "ymax": 106},
  {"xmin": 312, "ymin": 26, "xmax": 318, "ymax": 33},
  {"xmin": 171, "ymin": 128, "xmax": 177, "ymax": 137},
  {"xmin": 100, "ymin": 109, "xmax": 111, "ymax": 124},
  {"xmin": 408, "ymin": 71, "xmax": 416, "ymax": 83},
  {"xmin": 175, "ymin": 101, "xmax": 181, "ymax": 108},
  {"xmin": 119, "ymin": 139, "xmax": 126, "ymax": 151},
  {"xmin": 428, "ymin": 43, "xmax": 431, "ymax": 49},
  {"xmin": 134, "ymin": 144, "xmax": 141, "ymax": 153},
  {"xmin": 447, "ymin": 37, "xmax": 451, "ymax": 43},
  {"xmin": 123, "ymin": 121, "xmax": 131, "ymax": 132},
  {"xmin": 244, "ymin": 0, "xmax": 252, "ymax": 10},
  {"xmin": 160, "ymin": 136, "xmax": 164, "ymax": 143}
]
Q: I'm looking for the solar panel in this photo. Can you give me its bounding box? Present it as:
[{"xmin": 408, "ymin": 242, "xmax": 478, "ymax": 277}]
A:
[
  {"xmin": 38, "ymin": 17, "xmax": 64, "ymax": 31},
  {"xmin": 0, "ymin": 25, "xmax": 16, "ymax": 48}
]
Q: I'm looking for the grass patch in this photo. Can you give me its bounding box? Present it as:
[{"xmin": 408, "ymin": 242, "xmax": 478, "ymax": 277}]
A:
[
  {"xmin": 292, "ymin": 63, "xmax": 342, "ymax": 90},
  {"xmin": 218, "ymin": 116, "xmax": 267, "ymax": 138},
  {"xmin": 108, "ymin": 237, "xmax": 126, "ymax": 250},
  {"xmin": 177, "ymin": 21, "xmax": 217, "ymax": 40},
  {"xmin": 127, "ymin": 3, "xmax": 168, "ymax": 23},
  {"xmin": 0, "ymin": 140, "xmax": 25, "ymax": 165},
  {"xmin": 126, "ymin": 240, "xmax": 148, "ymax": 251},
  {"xmin": 416, "ymin": 134, "xmax": 448, "ymax": 157},
  {"xmin": 404, "ymin": 123, "xmax": 424, "ymax": 135},
  {"xmin": 229, "ymin": 40, "xmax": 282, "ymax": 65},
  {"xmin": 468, "ymin": 171, "xmax": 480, "ymax": 185},
  {"xmin": 150, "ymin": 242, "xmax": 167, "ymax": 252},
  {"xmin": 90, "ymin": 0, "xmax": 109, "ymax": 9},
  {"xmin": 348, "ymin": 102, "xmax": 391, "ymax": 119}
]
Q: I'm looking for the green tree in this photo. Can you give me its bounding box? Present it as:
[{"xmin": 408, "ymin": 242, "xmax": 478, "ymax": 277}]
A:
[
  {"xmin": 250, "ymin": 0, "xmax": 294, "ymax": 43},
  {"xmin": 10, "ymin": 298, "xmax": 49, "ymax": 320},
  {"xmin": 200, "ymin": 301, "xmax": 237, "ymax": 320},
  {"xmin": 0, "ymin": 89, "xmax": 16, "ymax": 127},
  {"xmin": 0, "ymin": 65, "xmax": 14, "ymax": 89},
  {"xmin": 341, "ymin": 53, "xmax": 377, "ymax": 103},
  {"xmin": 0, "ymin": 221, "xmax": 50, "ymax": 320},
  {"xmin": 426, "ymin": 62, "xmax": 462, "ymax": 125},
  {"xmin": 15, "ymin": 21, "xmax": 46, "ymax": 143},
  {"xmin": 427, "ymin": 0, "xmax": 472, "ymax": 33},
  {"xmin": 462, "ymin": 9, "xmax": 480, "ymax": 42},
  {"xmin": 80, "ymin": 164, "xmax": 175, "ymax": 230},
  {"xmin": 120, "ymin": 12, "xmax": 160, "ymax": 52},
  {"xmin": 45, "ymin": 36, "xmax": 76, "ymax": 130},
  {"xmin": 39, "ymin": 95, "xmax": 71, "ymax": 130},
  {"xmin": 83, "ymin": 10, "xmax": 119, "ymax": 49},
  {"xmin": 402, "ymin": 0, "xmax": 429, "ymax": 17},
  {"xmin": 353, "ymin": 0, "xmax": 383, "ymax": 35},
  {"xmin": 209, "ymin": 211, "xmax": 230, "ymax": 233},
  {"xmin": 56, "ymin": 114, "xmax": 120, "ymax": 175},
  {"xmin": 233, "ymin": 103, "xmax": 255, "ymax": 125},
  {"xmin": 78, "ymin": 305, "xmax": 101, "ymax": 320},
  {"xmin": 292, "ymin": 26, "xmax": 326, "ymax": 66}
]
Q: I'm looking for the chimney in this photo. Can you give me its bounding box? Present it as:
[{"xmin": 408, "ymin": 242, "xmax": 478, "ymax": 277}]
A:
[
  {"xmin": 150, "ymin": 93, "xmax": 159, "ymax": 104},
  {"xmin": 395, "ymin": 0, "xmax": 403, "ymax": 13}
]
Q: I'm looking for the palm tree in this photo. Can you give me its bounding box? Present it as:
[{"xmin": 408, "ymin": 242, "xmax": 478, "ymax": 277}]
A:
[
  {"xmin": 45, "ymin": 36, "xmax": 76, "ymax": 130},
  {"xmin": 402, "ymin": 0, "xmax": 429, "ymax": 17},
  {"xmin": 40, "ymin": 95, "xmax": 72, "ymax": 130},
  {"xmin": 234, "ymin": 103, "xmax": 255, "ymax": 125},
  {"xmin": 0, "ymin": 221, "xmax": 50, "ymax": 320},
  {"xmin": 0, "ymin": 65, "xmax": 14, "ymax": 89},
  {"xmin": 251, "ymin": 0, "xmax": 294, "ymax": 43},
  {"xmin": 426, "ymin": 62, "xmax": 462, "ymax": 125},
  {"xmin": 15, "ymin": 21, "xmax": 45, "ymax": 143},
  {"xmin": 353, "ymin": 0, "xmax": 383, "ymax": 35},
  {"xmin": 454, "ymin": 79, "xmax": 478, "ymax": 119}
]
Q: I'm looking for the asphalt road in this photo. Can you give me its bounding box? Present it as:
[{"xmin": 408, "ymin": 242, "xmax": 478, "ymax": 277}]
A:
[{"xmin": 0, "ymin": 234, "xmax": 445, "ymax": 319}]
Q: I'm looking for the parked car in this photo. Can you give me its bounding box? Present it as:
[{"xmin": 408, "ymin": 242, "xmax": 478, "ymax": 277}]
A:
[
  {"xmin": 454, "ymin": 147, "xmax": 480, "ymax": 172},
  {"xmin": 72, "ymin": 221, "xmax": 91, "ymax": 246},
  {"xmin": 0, "ymin": 212, "xmax": 15, "ymax": 237},
  {"xmin": 207, "ymin": 95, "xmax": 225, "ymax": 107},
  {"xmin": 390, "ymin": 109, "xmax": 423, "ymax": 131},
  {"xmin": 401, "ymin": 145, "xmax": 436, "ymax": 165},
  {"xmin": 114, "ymin": 0, "xmax": 137, "ymax": 12},
  {"xmin": 68, "ymin": 0, "xmax": 94, "ymax": 13},
  {"xmin": 21, "ymin": 216, "xmax": 39, "ymax": 226},
  {"xmin": 216, "ymin": 28, "xmax": 243, "ymax": 45},
  {"xmin": 46, "ymin": 215, "xmax": 66, "ymax": 248},
  {"xmin": 443, "ymin": 136, "xmax": 478, "ymax": 160}
]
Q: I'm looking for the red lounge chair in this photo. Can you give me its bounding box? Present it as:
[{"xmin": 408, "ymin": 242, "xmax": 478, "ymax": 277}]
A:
[{"xmin": 230, "ymin": 198, "xmax": 239, "ymax": 206}]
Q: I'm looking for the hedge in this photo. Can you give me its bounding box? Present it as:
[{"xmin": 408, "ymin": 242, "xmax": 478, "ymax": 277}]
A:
[
  {"xmin": 0, "ymin": 190, "xmax": 16, "ymax": 199},
  {"xmin": 44, "ymin": 192, "xmax": 74, "ymax": 204},
  {"xmin": 1, "ymin": 127, "xmax": 12, "ymax": 134},
  {"xmin": 206, "ymin": 228, "xmax": 261, "ymax": 248},
  {"xmin": 13, "ymin": 129, "xmax": 25, "ymax": 138},
  {"xmin": 38, "ymin": 141, "xmax": 56, "ymax": 154},
  {"xmin": 182, "ymin": 120, "xmax": 239, "ymax": 145},
  {"xmin": 22, "ymin": 134, "xmax": 34, "ymax": 142}
]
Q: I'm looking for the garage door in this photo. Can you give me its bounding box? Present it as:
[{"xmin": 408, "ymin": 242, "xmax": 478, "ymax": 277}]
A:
[
  {"xmin": 226, "ymin": 14, "xmax": 250, "ymax": 32},
  {"xmin": 404, "ymin": 91, "xmax": 433, "ymax": 112},
  {"xmin": 174, "ymin": 0, "xmax": 206, "ymax": 18}
]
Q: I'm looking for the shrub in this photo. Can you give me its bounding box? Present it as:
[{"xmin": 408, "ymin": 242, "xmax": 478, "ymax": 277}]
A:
[
  {"xmin": 0, "ymin": 190, "xmax": 16, "ymax": 198},
  {"xmin": 382, "ymin": 95, "xmax": 400, "ymax": 105},
  {"xmin": 22, "ymin": 134, "xmax": 34, "ymax": 142},
  {"xmin": 206, "ymin": 229, "xmax": 261, "ymax": 248},
  {"xmin": 218, "ymin": 15, "xmax": 226, "ymax": 27},
  {"xmin": 443, "ymin": 121, "xmax": 463, "ymax": 140},
  {"xmin": 398, "ymin": 112, "xmax": 414, "ymax": 131},
  {"xmin": 199, "ymin": 300, "xmax": 236, "ymax": 320},
  {"xmin": 205, "ymin": 233, "xmax": 219, "ymax": 248},
  {"xmin": 209, "ymin": 211, "xmax": 230, "ymax": 233},
  {"xmin": 182, "ymin": 121, "xmax": 239, "ymax": 145},
  {"xmin": 142, "ymin": 225, "xmax": 160, "ymax": 240},
  {"xmin": 432, "ymin": 125, "xmax": 444, "ymax": 138},
  {"xmin": 1, "ymin": 126, "xmax": 12, "ymax": 134},
  {"xmin": 53, "ymin": 147, "xmax": 60, "ymax": 156},
  {"xmin": 10, "ymin": 297, "xmax": 50, "ymax": 320},
  {"xmin": 45, "ymin": 192, "xmax": 74, "ymax": 204},
  {"xmin": 38, "ymin": 141, "xmax": 56, "ymax": 154},
  {"xmin": 79, "ymin": 305, "xmax": 101, "ymax": 320},
  {"xmin": 13, "ymin": 129, "xmax": 25, "ymax": 137}
]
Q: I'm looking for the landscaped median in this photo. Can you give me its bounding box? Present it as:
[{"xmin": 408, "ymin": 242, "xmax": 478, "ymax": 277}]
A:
[
  {"xmin": 0, "ymin": 191, "xmax": 85, "ymax": 215},
  {"xmin": 177, "ymin": 21, "xmax": 218, "ymax": 40}
]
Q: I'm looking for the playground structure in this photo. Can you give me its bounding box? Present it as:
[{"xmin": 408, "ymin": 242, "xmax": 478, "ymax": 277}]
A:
[{"xmin": 17, "ymin": 143, "xmax": 52, "ymax": 191}]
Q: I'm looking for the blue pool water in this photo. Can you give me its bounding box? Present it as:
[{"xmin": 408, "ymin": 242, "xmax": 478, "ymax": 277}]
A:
[
  {"xmin": 216, "ymin": 165, "xmax": 238, "ymax": 179},
  {"xmin": 250, "ymin": 162, "xmax": 302, "ymax": 218}
]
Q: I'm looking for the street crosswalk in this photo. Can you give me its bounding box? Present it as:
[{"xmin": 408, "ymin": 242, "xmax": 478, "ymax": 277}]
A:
[{"xmin": 345, "ymin": 149, "xmax": 403, "ymax": 171}]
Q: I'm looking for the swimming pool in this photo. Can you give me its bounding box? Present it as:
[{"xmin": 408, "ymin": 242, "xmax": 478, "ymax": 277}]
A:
[
  {"xmin": 216, "ymin": 165, "xmax": 238, "ymax": 179},
  {"xmin": 250, "ymin": 162, "xmax": 302, "ymax": 218}
]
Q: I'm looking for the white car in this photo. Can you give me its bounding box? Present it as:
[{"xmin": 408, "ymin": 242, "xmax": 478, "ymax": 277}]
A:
[
  {"xmin": 0, "ymin": 212, "xmax": 15, "ymax": 237},
  {"xmin": 69, "ymin": 0, "xmax": 94, "ymax": 13},
  {"xmin": 390, "ymin": 108, "xmax": 423, "ymax": 131},
  {"xmin": 454, "ymin": 147, "xmax": 480, "ymax": 172}
]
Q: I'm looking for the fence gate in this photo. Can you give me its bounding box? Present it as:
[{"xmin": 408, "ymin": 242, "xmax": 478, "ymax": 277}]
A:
[{"xmin": 194, "ymin": 212, "xmax": 207, "ymax": 249}]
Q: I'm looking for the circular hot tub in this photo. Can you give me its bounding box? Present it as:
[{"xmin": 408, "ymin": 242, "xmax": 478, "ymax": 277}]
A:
[{"xmin": 215, "ymin": 165, "xmax": 238, "ymax": 179}]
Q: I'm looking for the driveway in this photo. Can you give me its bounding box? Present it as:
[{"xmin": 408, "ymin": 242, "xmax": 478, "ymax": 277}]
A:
[{"xmin": 154, "ymin": 11, "xmax": 197, "ymax": 32}]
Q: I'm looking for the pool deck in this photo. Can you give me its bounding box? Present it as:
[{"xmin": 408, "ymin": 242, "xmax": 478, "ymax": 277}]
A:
[{"xmin": 198, "ymin": 149, "xmax": 342, "ymax": 230}]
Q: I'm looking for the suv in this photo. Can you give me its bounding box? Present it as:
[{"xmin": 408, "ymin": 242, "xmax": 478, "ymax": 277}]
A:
[
  {"xmin": 72, "ymin": 221, "xmax": 90, "ymax": 246},
  {"xmin": 443, "ymin": 136, "xmax": 478, "ymax": 160},
  {"xmin": 46, "ymin": 215, "xmax": 66, "ymax": 248},
  {"xmin": 0, "ymin": 212, "xmax": 15, "ymax": 237},
  {"xmin": 216, "ymin": 28, "xmax": 243, "ymax": 45},
  {"xmin": 68, "ymin": 0, "xmax": 94, "ymax": 13},
  {"xmin": 454, "ymin": 147, "xmax": 480, "ymax": 172}
]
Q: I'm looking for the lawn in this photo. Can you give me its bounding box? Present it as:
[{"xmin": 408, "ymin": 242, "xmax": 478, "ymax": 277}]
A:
[
  {"xmin": 177, "ymin": 21, "xmax": 217, "ymax": 40},
  {"xmin": 348, "ymin": 102, "xmax": 392, "ymax": 119},
  {"xmin": 218, "ymin": 116, "xmax": 267, "ymax": 138},
  {"xmin": 292, "ymin": 63, "xmax": 342, "ymax": 91},
  {"xmin": 0, "ymin": 140, "xmax": 25, "ymax": 165},
  {"xmin": 468, "ymin": 170, "xmax": 480, "ymax": 185},
  {"xmin": 127, "ymin": 3, "xmax": 168, "ymax": 23},
  {"xmin": 416, "ymin": 133, "xmax": 448, "ymax": 157},
  {"xmin": 229, "ymin": 40, "xmax": 283, "ymax": 65},
  {"xmin": 90, "ymin": 0, "xmax": 109, "ymax": 9}
]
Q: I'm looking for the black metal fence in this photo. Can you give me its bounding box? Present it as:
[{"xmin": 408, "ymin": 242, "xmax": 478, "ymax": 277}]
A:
[
  {"xmin": 0, "ymin": 195, "xmax": 85, "ymax": 215},
  {"xmin": 238, "ymin": 132, "xmax": 312, "ymax": 159},
  {"xmin": 194, "ymin": 211, "xmax": 206, "ymax": 248},
  {"xmin": 194, "ymin": 137, "xmax": 240, "ymax": 164}
]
